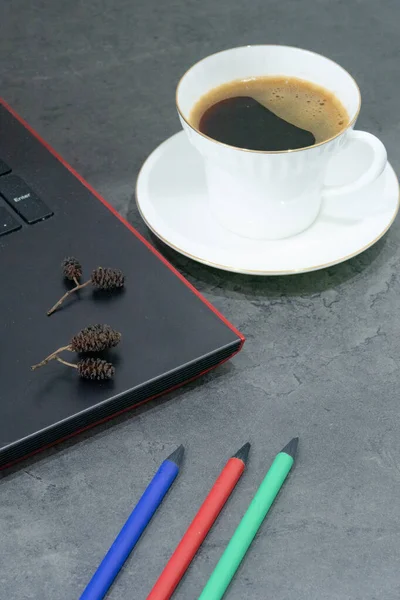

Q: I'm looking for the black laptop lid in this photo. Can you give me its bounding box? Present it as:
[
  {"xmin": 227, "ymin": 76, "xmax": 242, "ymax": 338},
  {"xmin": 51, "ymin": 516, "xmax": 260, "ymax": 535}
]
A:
[{"xmin": 0, "ymin": 101, "xmax": 243, "ymax": 467}]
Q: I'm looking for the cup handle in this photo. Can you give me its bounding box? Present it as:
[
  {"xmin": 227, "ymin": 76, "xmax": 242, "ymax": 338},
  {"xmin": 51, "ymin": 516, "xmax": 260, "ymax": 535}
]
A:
[{"xmin": 323, "ymin": 131, "xmax": 387, "ymax": 198}]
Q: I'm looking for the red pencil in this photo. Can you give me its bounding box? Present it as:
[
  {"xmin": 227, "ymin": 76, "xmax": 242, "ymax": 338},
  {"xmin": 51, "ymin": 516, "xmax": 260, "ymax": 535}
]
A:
[{"xmin": 146, "ymin": 443, "xmax": 250, "ymax": 600}]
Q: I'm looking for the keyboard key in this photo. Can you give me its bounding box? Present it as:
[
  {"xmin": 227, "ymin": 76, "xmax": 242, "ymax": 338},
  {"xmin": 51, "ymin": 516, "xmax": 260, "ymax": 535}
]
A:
[
  {"xmin": 0, "ymin": 175, "xmax": 53, "ymax": 224},
  {"xmin": 0, "ymin": 159, "xmax": 11, "ymax": 177},
  {"xmin": 0, "ymin": 206, "xmax": 21, "ymax": 237}
]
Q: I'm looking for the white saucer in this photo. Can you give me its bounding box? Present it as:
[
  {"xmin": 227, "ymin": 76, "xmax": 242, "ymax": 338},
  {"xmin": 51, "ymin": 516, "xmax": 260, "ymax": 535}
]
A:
[{"xmin": 136, "ymin": 132, "xmax": 399, "ymax": 275}]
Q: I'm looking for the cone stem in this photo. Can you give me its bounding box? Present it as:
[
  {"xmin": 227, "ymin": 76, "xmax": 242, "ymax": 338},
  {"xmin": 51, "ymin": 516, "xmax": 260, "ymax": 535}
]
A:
[
  {"xmin": 47, "ymin": 280, "xmax": 91, "ymax": 316},
  {"xmin": 31, "ymin": 345, "xmax": 72, "ymax": 370},
  {"xmin": 56, "ymin": 357, "xmax": 78, "ymax": 369}
]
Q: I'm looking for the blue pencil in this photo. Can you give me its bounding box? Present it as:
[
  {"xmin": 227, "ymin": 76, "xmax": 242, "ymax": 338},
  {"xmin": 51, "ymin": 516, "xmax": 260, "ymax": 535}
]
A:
[{"xmin": 80, "ymin": 445, "xmax": 185, "ymax": 600}]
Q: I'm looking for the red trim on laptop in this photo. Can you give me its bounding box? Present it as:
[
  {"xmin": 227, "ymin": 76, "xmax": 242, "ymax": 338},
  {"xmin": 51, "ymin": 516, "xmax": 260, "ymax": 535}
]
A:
[{"xmin": 0, "ymin": 98, "xmax": 245, "ymax": 471}]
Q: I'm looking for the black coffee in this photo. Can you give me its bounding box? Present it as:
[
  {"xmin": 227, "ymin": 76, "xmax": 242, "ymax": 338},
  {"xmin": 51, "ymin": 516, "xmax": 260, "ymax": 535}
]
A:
[
  {"xmin": 189, "ymin": 76, "xmax": 349, "ymax": 151},
  {"xmin": 199, "ymin": 96, "xmax": 315, "ymax": 151}
]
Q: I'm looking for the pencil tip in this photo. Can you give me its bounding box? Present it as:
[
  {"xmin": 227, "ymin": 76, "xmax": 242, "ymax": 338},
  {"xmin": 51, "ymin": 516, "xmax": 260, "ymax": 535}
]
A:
[
  {"xmin": 233, "ymin": 442, "xmax": 251, "ymax": 464},
  {"xmin": 280, "ymin": 437, "xmax": 299, "ymax": 459},
  {"xmin": 166, "ymin": 444, "xmax": 184, "ymax": 467}
]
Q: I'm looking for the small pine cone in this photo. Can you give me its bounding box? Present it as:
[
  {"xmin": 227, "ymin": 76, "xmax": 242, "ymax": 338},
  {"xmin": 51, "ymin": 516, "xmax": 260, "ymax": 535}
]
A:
[
  {"xmin": 70, "ymin": 324, "xmax": 122, "ymax": 352},
  {"xmin": 77, "ymin": 358, "xmax": 115, "ymax": 380},
  {"xmin": 62, "ymin": 257, "xmax": 83, "ymax": 281},
  {"xmin": 91, "ymin": 267, "xmax": 125, "ymax": 290}
]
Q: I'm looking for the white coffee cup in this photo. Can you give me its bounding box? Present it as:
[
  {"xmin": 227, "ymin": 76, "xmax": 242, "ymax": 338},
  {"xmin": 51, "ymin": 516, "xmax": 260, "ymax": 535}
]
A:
[{"xmin": 176, "ymin": 45, "xmax": 387, "ymax": 240}]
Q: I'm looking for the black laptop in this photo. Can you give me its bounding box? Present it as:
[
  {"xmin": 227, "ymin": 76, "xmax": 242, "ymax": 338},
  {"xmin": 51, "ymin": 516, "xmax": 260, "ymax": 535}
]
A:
[{"xmin": 0, "ymin": 99, "xmax": 244, "ymax": 470}]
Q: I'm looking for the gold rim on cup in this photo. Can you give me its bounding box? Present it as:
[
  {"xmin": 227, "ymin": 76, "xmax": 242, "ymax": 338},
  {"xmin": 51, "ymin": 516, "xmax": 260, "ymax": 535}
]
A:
[{"xmin": 175, "ymin": 44, "xmax": 362, "ymax": 155}]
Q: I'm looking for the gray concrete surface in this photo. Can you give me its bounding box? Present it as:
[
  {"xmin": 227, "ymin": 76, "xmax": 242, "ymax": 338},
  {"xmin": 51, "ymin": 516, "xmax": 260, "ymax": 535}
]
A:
[{"xmin": 1, "ymin": 1, "xmax": 400, "ymax": 599}]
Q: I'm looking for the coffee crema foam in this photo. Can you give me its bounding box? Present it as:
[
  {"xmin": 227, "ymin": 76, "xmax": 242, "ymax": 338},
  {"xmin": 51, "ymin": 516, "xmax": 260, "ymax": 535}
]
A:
[{"xmin": 189, "ymin": 75, "xmax": 350, "ymax": 147}]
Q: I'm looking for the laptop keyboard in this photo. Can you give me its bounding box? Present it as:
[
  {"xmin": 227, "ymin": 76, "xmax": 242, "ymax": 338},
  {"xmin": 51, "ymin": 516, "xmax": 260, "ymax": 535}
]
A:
[
  {"xmin": 0, "ymin": 206, "xmax": 21, "ymax": 236},
  {"xmin": 0, "ymin": 159, "xmax": 11, "ymax": 176},
  {"xmin": 0, "ymin": 162, "xmax": 53, "ymax": 236}
]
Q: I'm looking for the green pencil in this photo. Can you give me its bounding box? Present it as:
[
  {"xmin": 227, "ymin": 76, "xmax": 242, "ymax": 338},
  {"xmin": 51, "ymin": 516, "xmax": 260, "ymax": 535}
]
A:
[{"xmin": 198, "ymin": 437, "xmax": 298, "ymax": 600}]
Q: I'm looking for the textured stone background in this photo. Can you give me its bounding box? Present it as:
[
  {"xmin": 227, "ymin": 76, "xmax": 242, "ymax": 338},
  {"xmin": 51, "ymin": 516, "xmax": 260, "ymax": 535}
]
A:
[{"xmin": 1, "ymin": 1, "xmax": 400, "ymax": 599}]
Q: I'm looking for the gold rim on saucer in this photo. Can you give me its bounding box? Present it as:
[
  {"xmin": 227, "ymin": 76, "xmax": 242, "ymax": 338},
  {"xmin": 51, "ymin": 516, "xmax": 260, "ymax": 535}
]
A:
[{"xmin": 135, "ymin": 150, "xmax": 399, "ymax": 276}]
